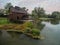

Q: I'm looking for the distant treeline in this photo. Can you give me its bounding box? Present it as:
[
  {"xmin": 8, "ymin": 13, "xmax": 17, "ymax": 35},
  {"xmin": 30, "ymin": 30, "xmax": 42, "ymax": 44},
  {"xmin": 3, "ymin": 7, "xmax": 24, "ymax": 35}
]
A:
[
  {"xmin": 0, "ymin": 3, "xmax": 60, "ymax": 19},
  {"xmin": 0, "ymin": 13, "xmax": 8, "ymax": 17}
]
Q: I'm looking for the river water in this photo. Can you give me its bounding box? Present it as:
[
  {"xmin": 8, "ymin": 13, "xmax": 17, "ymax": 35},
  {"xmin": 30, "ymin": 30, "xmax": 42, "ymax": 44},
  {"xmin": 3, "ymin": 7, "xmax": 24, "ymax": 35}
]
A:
[{"xmin": 0, "ymin": 20, "xmax": 60, "ymax": 45}]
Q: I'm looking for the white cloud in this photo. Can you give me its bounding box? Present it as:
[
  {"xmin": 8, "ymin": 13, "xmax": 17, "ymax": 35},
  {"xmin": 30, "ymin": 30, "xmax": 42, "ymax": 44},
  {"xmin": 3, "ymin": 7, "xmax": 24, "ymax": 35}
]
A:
[
  {"xmin": 16, "ymin": 0, "xmax": 47, "ymax": 13},
  {"xmin": 0, "ymin": 0, "xmax": 60, "ymax": 14}
]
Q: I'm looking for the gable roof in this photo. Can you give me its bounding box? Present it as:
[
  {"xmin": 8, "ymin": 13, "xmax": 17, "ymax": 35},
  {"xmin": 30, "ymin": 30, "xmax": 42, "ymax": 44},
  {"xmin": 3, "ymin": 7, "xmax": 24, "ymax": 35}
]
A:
[{"xmin": 10, "ymin": 6, "xmax": 27, "ymax": 14}]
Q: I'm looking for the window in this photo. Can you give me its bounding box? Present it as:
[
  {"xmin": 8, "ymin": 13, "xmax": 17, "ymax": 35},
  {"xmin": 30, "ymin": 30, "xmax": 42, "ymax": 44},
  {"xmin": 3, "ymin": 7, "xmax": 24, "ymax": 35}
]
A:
[{"xmin": 17, "ymin": 16, "xmax": 19, "ymax": 20}]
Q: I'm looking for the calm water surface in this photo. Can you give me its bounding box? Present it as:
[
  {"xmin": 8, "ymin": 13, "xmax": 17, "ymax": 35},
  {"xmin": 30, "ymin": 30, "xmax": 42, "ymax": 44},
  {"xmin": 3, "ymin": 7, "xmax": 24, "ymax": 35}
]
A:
[{"xmin": 0, "ymin": 20, "xmax": 60, "ymax": 45}]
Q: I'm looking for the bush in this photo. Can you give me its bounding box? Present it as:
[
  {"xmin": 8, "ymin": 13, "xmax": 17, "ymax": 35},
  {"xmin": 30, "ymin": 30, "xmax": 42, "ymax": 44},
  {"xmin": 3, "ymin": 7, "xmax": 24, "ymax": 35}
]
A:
[
  {"xmin": 31, "ymin": 29, "xmax": 40, "ymax": 36},
  {"xmin": 24, "ymin": 28, "xmax": 31, "ymax": 33},
  {"xmin": 25, "ymin": 28, "xmax": 40, "ymax": 36},
  {"xmin": 0, "ymin": 18, "xmax": 10, "ymax": 24},
  {"xmin": 23, "ymin": 21, "xmax": 34, "ymax": 28}
]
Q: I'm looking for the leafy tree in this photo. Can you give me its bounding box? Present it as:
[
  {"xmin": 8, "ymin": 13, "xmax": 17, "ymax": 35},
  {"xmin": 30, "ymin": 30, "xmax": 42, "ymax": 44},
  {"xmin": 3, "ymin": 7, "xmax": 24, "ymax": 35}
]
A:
[
  {"xmin": 5, "ymin": 3, "xmax": 12, "ymax": 10},
  {"xmin": 31, "ymin": 7, "xmax": 45, "ymax": 30},
  {"xmin": 32, "ymin": 7, "xmax": 45, "ymax": 18},
  {"xmin": 4, "ymin": 3, "xmax": 13, "ymax": 15},
  {"xmin": 0, "ymin": 9, "xmax": 5, "ymax": 17},
  {"xmin": 52, "ymin": 11, "xmax": 60, "ymax": 19},
  {"xmin": 22, "ymin": 7, "xmax": 26, "ymax": 10}
]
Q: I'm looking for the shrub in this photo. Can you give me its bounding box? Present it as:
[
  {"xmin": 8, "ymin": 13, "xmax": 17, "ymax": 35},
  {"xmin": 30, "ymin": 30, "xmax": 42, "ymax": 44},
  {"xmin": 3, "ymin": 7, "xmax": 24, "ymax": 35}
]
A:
[
  {"xmin": 24, "ymin": 28, "xmax": 31, "ymax": 33},
  {"xmin": 31, "ymin": 29, "xmax": 40, "ymax": 36},
  {"xmin": 0, "ymin": 18, "xmax": 10, "ymax": 24},
  {"xmin": 25, "ymin": 28, "xmax": 40, "ymax": 36},
  {"xmin": 23, "ymin": 21, "xmax": 34, "ymax": 28}
]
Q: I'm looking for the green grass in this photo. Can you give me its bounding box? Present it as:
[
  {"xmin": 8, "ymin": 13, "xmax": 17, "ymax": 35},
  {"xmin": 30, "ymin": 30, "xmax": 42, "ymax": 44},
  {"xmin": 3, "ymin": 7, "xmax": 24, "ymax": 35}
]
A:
[
  {"xmin": 0, "ymin": 17, "xmax": 11, "ymax": 24},
  {"xmin": 39, "ymin": 18, "xmax": 53, "ymax": 20},
  {"xmin": 0, "ymin": 17, "xmax": 41, "ymax": 39}
]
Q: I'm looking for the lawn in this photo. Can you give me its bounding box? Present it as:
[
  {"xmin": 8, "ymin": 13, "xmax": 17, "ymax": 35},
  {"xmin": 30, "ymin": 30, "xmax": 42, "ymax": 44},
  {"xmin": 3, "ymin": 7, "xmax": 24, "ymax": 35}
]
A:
[
  {"xmin": 0, "ymin": 17, "xmax": 27, "ymax": 30},
  {"xmin": 0, "ymin": 17, "xmax": 10, "ymax": 24}
]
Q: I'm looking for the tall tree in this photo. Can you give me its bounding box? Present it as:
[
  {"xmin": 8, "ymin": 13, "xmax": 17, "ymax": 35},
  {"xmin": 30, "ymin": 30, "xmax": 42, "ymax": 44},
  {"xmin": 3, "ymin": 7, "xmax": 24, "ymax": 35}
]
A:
[
  {"xmin": 5, "ymin": 3, "xmax": 12, "ymax": 9},
  {"xmin": 32, "ymin": 7, "xmax": 45, "ymax": 18},
  {"xmin": 31, "ymin": 7, "xmax": 45, "ymax": 29},
  {"xmin": 4, "ymin": 3, "xmax": 13, "ymax": 15}
]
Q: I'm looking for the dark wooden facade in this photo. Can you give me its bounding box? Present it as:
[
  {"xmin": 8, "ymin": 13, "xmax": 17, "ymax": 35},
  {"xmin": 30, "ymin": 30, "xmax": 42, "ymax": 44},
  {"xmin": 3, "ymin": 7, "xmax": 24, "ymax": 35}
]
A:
[{"xmin": 8, "ymin": 6, "xmax": 29, "ymax": 21}]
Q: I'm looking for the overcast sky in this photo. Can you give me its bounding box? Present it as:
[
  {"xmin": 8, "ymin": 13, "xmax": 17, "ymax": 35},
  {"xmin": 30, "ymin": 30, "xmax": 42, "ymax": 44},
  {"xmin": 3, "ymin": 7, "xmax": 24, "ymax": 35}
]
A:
[{"xmin": 0, "ymin": 0, "xmax": 60, "ymax": 14}]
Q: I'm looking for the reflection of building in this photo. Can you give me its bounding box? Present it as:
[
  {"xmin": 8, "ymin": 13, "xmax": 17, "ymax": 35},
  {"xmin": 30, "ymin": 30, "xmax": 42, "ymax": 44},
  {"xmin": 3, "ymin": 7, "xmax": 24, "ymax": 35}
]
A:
[{"xmin": 8, "ymin": 6, "xmax": 29, "ymax": 22}]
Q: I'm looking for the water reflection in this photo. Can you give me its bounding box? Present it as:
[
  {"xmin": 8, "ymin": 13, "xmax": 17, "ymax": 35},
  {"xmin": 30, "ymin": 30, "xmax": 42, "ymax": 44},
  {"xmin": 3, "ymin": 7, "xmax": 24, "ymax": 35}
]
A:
[
  {"xmin": 0, "ymin": 22, "xmax": 45, "ymax": 45},
  {"xmin": 37, "ymin": 21, "xmax": 45, "ymax": 30},
  {"xmin": 0, "ymin": 19, "xmax": 60, "ymax": 45},
  {"xmin": 50, "ymin": 19, "xmax": 59, "ymax": 25},
  {"xmin": 42, "ymin": 19, "xmax": 60, "ymax": 25},
  {"xmin": 7, "ymin": 31, "xmax": 22, "ymax": 39},
  {"xmin": 0, "ymin": 30, "xmax": 40, "ymax": 45}
]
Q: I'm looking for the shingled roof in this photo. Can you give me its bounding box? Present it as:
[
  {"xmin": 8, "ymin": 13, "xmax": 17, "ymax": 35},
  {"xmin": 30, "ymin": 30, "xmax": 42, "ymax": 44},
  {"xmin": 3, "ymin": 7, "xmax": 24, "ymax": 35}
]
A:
[{"xmin": 10, "ymin": 6, "xmax": 27, "ymax": 14}]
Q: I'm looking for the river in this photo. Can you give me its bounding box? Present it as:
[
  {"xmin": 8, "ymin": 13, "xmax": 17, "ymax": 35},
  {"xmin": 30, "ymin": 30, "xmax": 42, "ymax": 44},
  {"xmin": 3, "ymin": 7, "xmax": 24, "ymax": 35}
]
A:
[{"xmin": 0, "ymin": 20, "xmax": 60, "ymax": 45}]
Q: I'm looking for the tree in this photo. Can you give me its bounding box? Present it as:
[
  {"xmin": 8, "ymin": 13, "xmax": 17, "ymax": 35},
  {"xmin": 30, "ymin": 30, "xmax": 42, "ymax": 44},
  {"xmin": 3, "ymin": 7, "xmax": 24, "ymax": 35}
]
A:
[
  {"xmin": 0, "ymin": 9, "xmax": 5, "ymax": 17},
  {"xmin": 4, "ymin": 3, "xmax": 13, "ymax": 15},
  {"xmin": 22, "ymin": 7, "xmax": 26, "ymax": 10},
  {"xmin": 31, "ymin": 7, "xmax": 45, "ymax": 29},
  {"xmin": 32, "ymin": 7, "xmax": 45, "ymax": 18},
  {"xmin": 52, "ymin": 11, "xmax": 60, "ymax": 19},
  {"xmin": 5, "ymin": 3, "xmax": 12, "ymax": 10}
]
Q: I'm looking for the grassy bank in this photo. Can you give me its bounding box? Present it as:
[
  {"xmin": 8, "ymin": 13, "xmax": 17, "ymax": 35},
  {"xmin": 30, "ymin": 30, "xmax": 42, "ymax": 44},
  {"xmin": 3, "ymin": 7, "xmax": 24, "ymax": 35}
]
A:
[
  {"xmin": 39, "ymin": 18, "xmax": 53, "ymax": 21},
  {"xmin": 0, "ymin": 17, "xmax": 11, "ymax": 24},
  {"xmin": 0, "ymin": 17, "xmax": 42, "ymax": 39}
]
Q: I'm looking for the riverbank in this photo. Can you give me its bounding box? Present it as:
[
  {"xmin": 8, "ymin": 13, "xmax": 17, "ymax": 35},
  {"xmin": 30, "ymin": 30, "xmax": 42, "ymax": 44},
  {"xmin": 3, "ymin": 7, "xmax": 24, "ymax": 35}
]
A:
[
  {"xmin": 0, "ymin": 23, "xmax": 41, "ymax": 39},
  {"xmin": 39, "ymin": 18, "xmax": 53, "ymax": 21},
  {"xmin": 0, "ymin": 17, "xmax": 44, "ymax": 39},
  {"xmin": 0, "ymin": 19, "xmax": 60, "ymax": 45}
]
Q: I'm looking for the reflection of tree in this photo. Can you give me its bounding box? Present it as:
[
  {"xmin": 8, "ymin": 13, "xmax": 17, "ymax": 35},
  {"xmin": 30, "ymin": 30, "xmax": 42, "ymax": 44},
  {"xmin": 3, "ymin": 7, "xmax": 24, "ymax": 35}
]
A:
[
  {"xmin": 0, "ymin": 31, "xmax": 2, "ymax": 37},
  {"xmin": 31, "ymin": 7, "xmax": 45, "ymax": 31},
  {"xmin": 37, "ymin": 21, "xmax": 45, "ymax": 31},
  {"xmin": 7, "ymin": 31, "xmax": 22, "ymax": 39},
  {"xmin": 50, "ymin": 19, "xmax": 59, "ymax": 25}
]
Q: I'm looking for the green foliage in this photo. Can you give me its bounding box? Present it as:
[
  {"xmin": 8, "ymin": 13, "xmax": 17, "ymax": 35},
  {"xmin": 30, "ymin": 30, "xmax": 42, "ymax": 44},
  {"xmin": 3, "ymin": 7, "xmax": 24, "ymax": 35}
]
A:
[
  {"xmin": 31, "ymin": 29, "xmax": 40, "ymax": 36},
  {"xmin": 31, "ymin": 7, "xmax": 46, "ymax": 29},
  {"xmin": 37, "ymin": 21, "xmax": 45, "ymax": 30},
  {"xmin": 4, "ymin": 3, "xmax": 13, "ymax": 15},
  {"xmin": 0, "ymin": 18, "xmax": 10, "ymax": 24},
  {"xmin": 25, "ymin": 28, "xmax": 40, "ymax": 36},
  {"xmin": 27, "ymin": 22, "xmax": 33, "ymax": 28},
  {"xmin": 24, "ymin": 28, "xmax": 31, "ymax": 33},
  {"xmin": 5, "ymin": 3, "xmax": 12, "ymax": 9},
  {"xmin": 50, "ymin": 19, "xmax": 59, "ymax": 25},
  {"xmin": 24, "ymin": 21, "xmax": 40, "ymax": 36},
  {"xmin": 32, "ymin": 7, "xmax": 45, "ymax": 18},
  {"xmin": 24, "ymin": 22, "xmax": 34, "ymax": 28},
  {"xmin": 0, "ymin": 13, "xmax": 4, "ymax": 17},
  {"xmin": 52, "ymin": 11, "xmax": 60, "ymax": 19}
]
